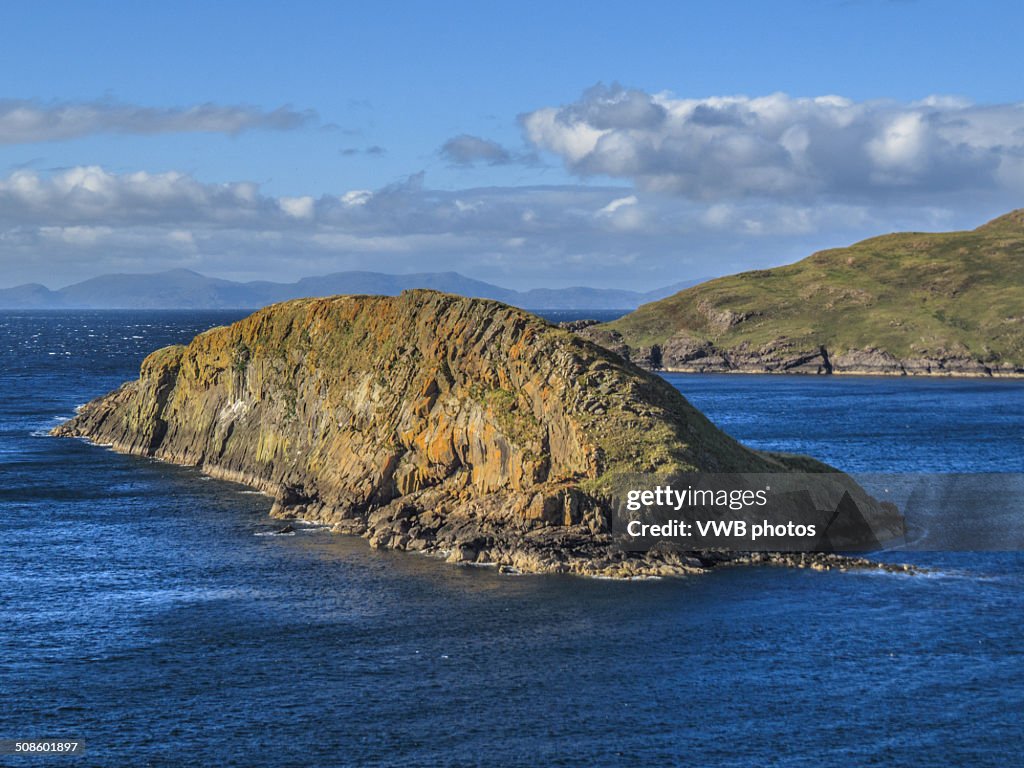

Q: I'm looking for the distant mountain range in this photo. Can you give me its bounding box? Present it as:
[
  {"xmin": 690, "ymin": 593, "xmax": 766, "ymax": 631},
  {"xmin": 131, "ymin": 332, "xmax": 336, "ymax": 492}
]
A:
[{"xmin": 0, "ymin": 269, "xmax": 703, "ymax": 310}]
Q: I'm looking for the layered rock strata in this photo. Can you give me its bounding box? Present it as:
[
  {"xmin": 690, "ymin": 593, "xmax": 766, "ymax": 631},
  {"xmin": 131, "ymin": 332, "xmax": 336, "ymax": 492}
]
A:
[{"xmin": 54, "ymin": 291, "xmax": 909, "ymax": 577}]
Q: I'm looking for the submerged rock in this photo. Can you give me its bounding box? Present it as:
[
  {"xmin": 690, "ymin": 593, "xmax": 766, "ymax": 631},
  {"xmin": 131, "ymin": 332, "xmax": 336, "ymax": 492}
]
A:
[{"xmin": 53, "ymin": 290, "xmax": 909, "ymax": 577}]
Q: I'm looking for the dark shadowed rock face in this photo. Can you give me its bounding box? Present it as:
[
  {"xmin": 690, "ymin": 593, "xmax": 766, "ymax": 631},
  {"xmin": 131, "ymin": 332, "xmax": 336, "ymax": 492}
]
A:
[{"xmin": 54, "ymin": 290, "xmax": 906, "ymax": 577}]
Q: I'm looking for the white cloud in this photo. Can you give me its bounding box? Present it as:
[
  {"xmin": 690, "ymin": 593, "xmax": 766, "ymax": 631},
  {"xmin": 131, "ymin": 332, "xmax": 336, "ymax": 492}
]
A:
[
  {"xmin": 0, "ymin": 166, "xmax": 267, "ymax": 224},
  {"xmin": 38, "ymin": 225, "xmax": 113, "ymax": 245},
  {"xmin": 454, "ymin": 199, "xmax": 482, "ymax": 213},
  {"xmin": 279, "ymin": 195, "xmax": 315, "ymax": 219},
  {"xmin": 0, "ymin": 99, "xmax": 315, "ymax": 144},
  {"xmin": 521, "ymin": 84, "xmax": 1024, "ymax": 201},
  {"xmin": 340, "ymin": 190, "xmax": 372, "ymax": 206},
  {"xmin": 866, "ymin": 113, "xmax": 927, "ymax": 175},
  {"xmin": 595, "ymin": 194, "xmax": 644, "ymax": 231},
  {"xmin": 167, "ymin": 229, "xmax": 196, "ymax": 248},
  {"xmin": 597, "ymin": 195, "xmax": 638, "ymax": 215}
]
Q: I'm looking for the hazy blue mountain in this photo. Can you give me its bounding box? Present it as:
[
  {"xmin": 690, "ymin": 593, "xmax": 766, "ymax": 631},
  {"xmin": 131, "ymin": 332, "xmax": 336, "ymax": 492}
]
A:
[
  {"xmin": 0, "ymin": 283, "xmax": 64, "ymax": 308},
  {"xmin": 0, "ymin": 269, "xmax": 706, "ymax": 310},
  {"xmin": 56, "ymin": 270, "xmax": 247, "ymax": 309}
]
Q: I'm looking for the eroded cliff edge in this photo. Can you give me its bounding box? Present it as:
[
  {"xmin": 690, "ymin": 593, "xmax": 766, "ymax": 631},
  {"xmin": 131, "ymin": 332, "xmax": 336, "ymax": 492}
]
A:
[{"xmin": 53, "ymin": 291, "xmax": 905, "ymax": 577}]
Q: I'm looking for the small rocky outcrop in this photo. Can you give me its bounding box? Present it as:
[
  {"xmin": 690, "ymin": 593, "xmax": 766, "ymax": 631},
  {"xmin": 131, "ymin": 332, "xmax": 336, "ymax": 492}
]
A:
[
  {"xmin": 557, "ymin": 319, "xmax": 602, "ymax": 333},
  {"xmin": 53, "ymin": 291, "xmax": 907, "ymax": 577}
]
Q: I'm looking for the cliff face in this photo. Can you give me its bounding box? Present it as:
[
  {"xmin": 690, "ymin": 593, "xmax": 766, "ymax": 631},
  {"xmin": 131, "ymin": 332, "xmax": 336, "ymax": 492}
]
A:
[
  {"xmin": 585, "ymin": 211, "xmax": 1024, "ymax": 377},
  {"xmin": 54, "ymin": 291, "xmax": 899, "ymax": 576}
]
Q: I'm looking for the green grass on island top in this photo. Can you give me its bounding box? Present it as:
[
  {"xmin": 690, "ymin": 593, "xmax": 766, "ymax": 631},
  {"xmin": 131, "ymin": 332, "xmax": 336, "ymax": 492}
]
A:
[{"xmin": 603, "ymin": 209, "xmax": 1024, "ymax": 366}]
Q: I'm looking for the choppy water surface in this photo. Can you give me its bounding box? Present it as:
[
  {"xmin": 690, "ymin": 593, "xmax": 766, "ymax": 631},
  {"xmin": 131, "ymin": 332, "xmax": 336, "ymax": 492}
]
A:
[{"xmin": 1, "ymin": 311, "xmax": 1021, "ymax": 767}]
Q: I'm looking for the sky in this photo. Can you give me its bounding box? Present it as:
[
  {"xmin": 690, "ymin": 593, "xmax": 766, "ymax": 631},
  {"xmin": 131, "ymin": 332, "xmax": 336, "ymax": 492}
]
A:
[{"xmin": 1, "ymin": 0, "xmax": 1023, "ymax": 291}]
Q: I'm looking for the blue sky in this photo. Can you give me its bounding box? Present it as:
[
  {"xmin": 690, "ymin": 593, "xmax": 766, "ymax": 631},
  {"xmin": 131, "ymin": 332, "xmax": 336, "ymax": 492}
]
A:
[{"xmin": 1, "ymin": 0, "xmax": 1022, "ymax": 289}]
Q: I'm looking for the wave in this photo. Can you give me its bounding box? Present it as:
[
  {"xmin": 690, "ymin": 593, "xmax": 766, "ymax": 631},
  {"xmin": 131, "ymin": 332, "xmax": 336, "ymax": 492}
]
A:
[{"xmin": 30, "ymin": 415, "xmax": 77, "ymax": 437}]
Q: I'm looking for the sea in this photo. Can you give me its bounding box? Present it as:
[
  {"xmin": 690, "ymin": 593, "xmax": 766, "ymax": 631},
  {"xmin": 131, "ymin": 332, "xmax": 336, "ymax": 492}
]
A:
[{"xmin": 1, "ymin": 310, "xmax": 1021, "ymax": 767}]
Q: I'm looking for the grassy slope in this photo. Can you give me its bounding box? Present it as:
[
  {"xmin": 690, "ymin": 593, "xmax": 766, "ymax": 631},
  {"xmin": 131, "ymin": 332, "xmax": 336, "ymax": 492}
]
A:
[{"xmin": 606, "ymin": 210, "xmax": 1024, "ymax": 365}]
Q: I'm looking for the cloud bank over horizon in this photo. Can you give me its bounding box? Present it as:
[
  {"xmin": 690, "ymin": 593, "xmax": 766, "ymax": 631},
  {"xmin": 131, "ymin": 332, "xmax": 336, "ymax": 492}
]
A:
[
  {"xmin": 2, "ymin": 87, "xmax": 1022, "ymax": 290},
  {"xmin": 0, "ymin": 162, "xmax": 983, "ymax": 290}
]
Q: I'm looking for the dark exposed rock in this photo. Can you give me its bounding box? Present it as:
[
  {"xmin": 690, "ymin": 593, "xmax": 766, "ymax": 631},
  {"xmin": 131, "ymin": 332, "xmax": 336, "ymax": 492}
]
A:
[
  {"xmin": 557, "ymin": 319, "xmax": 602, "ymax": 332},
  {"xmin": 582, "ymin": 329, "xmax": 1007, "ymax": 379}
]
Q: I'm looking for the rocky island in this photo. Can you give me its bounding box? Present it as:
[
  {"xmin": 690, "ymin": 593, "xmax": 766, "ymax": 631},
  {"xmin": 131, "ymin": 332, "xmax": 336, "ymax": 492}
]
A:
[
  {"xmin": 582, "ymin": 210, "xmax": 1024, "ymax": 376},
  {"xmin": 54, "ymin": 291, "xmax": 907, "ymax": 577}
]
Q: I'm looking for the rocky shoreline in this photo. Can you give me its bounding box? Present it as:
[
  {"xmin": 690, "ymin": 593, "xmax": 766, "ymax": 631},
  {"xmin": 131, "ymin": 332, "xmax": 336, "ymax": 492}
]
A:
[
  {"xmin": 275, "ymin": 486, "xmax": 918, "ymax": 578},
  {"xmin": 574, "ymin": 323, "xmax": 1023, "ymax": 377},
  {"xmin": 67, "ymin": 429, "xmax": 917, "ymax": 579}
]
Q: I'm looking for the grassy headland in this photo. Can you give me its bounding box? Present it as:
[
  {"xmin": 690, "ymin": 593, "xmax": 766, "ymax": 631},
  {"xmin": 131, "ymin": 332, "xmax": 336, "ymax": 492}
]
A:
[{"xmin": 586, "ymin": 210, "xmax": 1024, "ymax": 375}]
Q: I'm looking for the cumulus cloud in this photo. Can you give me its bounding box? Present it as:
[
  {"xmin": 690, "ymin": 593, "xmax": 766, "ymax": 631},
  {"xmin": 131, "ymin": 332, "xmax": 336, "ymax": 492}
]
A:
[
  {"xmin": 0, "ymin": 99, "xmax": 315, "ymax": 144},
  {"xmin": 440, "ymin": 134, "xmax": 514, "ymax": 166},
  {"xmin": 0, "ymin": 166, "xmax": 267, "ymax": 224},
  {"xmin": 438, "ymin": 134, "xmax": 541, "ymax": 168},
  {"xmin": 521, "ymin": 84, "xmax": 1024, "ymax": 201},
  {"xmin": 279, "ymin": 196, "xmax": 315, "ymax": 219}
]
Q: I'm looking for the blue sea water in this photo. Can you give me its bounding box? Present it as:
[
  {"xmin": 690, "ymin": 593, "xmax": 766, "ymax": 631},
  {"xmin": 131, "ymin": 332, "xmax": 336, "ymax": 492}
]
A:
[{"xmin": 1, "ymin": 311, "xmax": 1022, "ymax": 767}]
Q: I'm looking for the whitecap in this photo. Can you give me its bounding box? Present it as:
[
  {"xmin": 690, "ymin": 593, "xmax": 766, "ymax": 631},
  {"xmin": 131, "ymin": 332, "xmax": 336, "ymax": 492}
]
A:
[{"xmin": 297, "ymin": 521, "xmax": 329, "ymax": 528}]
